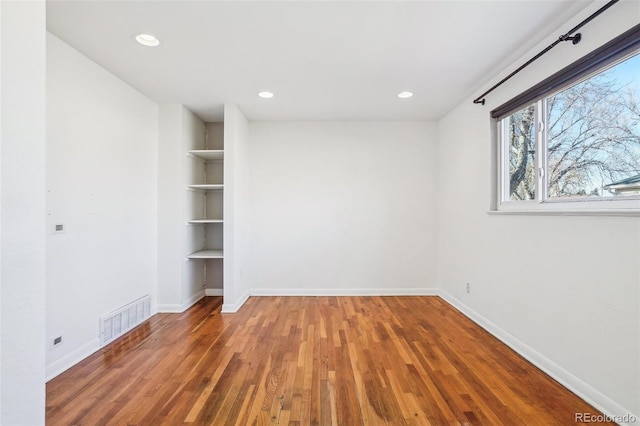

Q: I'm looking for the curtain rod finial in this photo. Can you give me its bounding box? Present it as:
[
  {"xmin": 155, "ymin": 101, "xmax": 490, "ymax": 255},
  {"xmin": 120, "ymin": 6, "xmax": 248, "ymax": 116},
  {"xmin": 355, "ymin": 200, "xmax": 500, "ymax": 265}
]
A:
[{"xmin": 473, "ymin": 98, "xmax": 486, "ymax": 105}]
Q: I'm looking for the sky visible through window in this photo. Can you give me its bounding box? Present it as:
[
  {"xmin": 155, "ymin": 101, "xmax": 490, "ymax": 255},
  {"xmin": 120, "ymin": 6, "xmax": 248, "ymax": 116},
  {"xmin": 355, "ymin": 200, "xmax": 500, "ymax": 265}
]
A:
[{"xmin": 613, "ymin": 53, "xmax": 640, "ymax": 91}]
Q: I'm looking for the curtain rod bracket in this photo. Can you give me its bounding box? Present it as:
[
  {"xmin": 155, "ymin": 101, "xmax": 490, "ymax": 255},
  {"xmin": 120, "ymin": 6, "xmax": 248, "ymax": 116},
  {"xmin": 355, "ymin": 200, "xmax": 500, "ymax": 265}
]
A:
[{"xmin": 560, "ymin": 33, "xmax": 582, "ymax": 45}]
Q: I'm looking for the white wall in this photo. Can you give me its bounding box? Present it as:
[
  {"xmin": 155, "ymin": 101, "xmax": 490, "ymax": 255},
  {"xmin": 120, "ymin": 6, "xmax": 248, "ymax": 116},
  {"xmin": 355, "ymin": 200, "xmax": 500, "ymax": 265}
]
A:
[
  {"xmin": 0, "ymin": 2, "xmax": 47, "ymax": 424},
  {"xmin": 246, "ymin": 121, "xmax": 438, "ymax": 295},
  {"xmin": 181, "ymin": 108, "xmax": 207, "ymax": 307},
  {"xmin": 46, "ymin": 33, "xmax": 159, "ymax": 379},
  {"xmin": 157, "ymin": 105, "xmax": 184, "ymax": 309},
  {"xmin": 222, "ymin": 104, "xmax": 251, "ymax": 312},
  {"xmin": 437, "ymin": 1, "xmax": 640, "ymax": 421}
]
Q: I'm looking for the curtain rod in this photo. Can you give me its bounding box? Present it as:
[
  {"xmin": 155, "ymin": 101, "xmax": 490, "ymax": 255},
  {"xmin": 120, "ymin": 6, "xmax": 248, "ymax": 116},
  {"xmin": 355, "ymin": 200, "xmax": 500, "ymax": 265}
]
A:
[{"xmin": 473, "ymin": 0, "xmax": 619, "ymax": 106}]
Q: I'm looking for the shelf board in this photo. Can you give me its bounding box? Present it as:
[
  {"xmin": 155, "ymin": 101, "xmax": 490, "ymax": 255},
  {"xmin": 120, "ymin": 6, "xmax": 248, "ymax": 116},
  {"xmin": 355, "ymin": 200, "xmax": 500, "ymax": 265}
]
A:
[
  {"xmin": 187, "ymin": 249, "xmax": 223, "ymax": 259},
  {"xmin": 188, "ymin": 219, "xmax": 223, "ymax": 224},
  {"xmin": 187, "ymin": 184, "xmax": 224, "ymax": 191},
  {"xmin": 188, "ymin": 150, "xmax": 224, "ymax": 161}
]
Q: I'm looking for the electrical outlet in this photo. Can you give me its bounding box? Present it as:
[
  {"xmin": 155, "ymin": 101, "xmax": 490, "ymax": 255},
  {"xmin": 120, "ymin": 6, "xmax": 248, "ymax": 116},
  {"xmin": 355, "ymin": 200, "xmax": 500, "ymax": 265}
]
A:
[
  {"xmin": 51, "ymin": 335, "xmax": 64, "ymax": 349},
  {"xmin": 52, "ymin": 223, "xmax": 65, "ymax": 234},
  {"xmin": 466, "ymin": 282, "xmax": 470, "ymax": 294}
]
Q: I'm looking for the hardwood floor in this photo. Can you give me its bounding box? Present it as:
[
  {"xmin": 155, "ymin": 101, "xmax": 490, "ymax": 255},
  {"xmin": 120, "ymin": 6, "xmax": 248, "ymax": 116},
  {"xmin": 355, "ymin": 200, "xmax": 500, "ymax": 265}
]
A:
[{"xmin": 46, "ymin": 296, "xmax": 612, "ymax": 425}]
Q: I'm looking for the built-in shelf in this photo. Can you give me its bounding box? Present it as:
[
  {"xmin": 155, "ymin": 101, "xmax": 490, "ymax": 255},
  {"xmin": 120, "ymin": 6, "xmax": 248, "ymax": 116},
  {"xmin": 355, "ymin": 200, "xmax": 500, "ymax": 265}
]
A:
[
  {"xmin": 188, "ymin": 184, "xmax": 224, "ymax": 191},
  {"xmin": 188, "ymin": 219, "xmax": 224, "ymax": 224},
  {"xmin": 185, "ymin": 124, "xmax": 224, "ymax": 287},
  {"xmin": 189, "ymin": 150, "xmax": 224, "ymax": 161},
  {"xmin": 187, "ymin": 249, "xmax": 223, "ymax": 259}
]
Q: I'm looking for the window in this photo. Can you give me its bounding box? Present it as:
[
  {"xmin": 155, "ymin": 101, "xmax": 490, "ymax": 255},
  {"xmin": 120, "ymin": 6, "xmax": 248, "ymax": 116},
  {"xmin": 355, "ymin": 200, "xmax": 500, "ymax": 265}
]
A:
[
  {"xmin": 495, "ymin": 24, "xmax": 640, "ymax": 212},
  {"xmin": 505, "ymin": 103, "xmax": 537, "ymax": 201}
]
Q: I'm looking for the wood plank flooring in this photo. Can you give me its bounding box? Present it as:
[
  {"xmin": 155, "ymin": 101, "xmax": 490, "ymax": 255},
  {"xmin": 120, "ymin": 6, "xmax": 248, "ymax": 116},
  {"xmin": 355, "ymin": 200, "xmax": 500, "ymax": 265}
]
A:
[{"xmin": 46, "ymin": 296, "xmax": 612, "ymax": 425}]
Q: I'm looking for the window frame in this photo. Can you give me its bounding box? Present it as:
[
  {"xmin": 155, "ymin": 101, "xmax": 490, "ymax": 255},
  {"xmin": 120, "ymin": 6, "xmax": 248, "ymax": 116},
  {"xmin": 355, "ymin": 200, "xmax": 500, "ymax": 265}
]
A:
[{"xmin": 494, "ymin": 23, "xmax": 640, "ymax": 214}]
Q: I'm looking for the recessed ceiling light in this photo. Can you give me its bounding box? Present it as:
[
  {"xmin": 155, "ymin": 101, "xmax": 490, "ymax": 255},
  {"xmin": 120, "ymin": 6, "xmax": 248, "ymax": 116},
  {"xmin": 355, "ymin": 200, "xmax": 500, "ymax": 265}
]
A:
[
  {"xmin": 398, "ymin": 91, "xmax": 414, "ymax": 99},
  {"xmin": 135, "ymin": 34, "xmax": 160, "ymax": 47},
  {"xmin": 258, "ymin": 91, "xmax": 274, "ymax": 99}
]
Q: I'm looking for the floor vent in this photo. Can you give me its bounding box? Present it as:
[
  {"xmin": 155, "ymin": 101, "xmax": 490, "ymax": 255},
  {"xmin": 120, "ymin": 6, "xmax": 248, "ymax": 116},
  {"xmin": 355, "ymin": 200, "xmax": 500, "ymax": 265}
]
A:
[{"xmin": 99, "ymin": 295, "xmax": 151, "ymax": 346}]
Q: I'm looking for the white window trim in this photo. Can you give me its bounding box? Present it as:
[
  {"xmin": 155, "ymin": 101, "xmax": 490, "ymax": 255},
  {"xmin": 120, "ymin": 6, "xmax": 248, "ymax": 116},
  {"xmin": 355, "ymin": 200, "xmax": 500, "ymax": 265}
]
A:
[{"xmin": 496, "ymin": 105, "xmax": 640, "ymax": 215}]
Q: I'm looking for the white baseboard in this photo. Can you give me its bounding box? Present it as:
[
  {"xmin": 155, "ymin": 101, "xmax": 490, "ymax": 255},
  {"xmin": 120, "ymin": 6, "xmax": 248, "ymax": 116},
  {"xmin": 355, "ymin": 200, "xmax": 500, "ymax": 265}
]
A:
[
  {"xmin": 157, "ymin": 290, "xmax": 205, "ymax": 313},
  {"xmin": 183, "ymin": 290, "xmax": 205, "ymax": 311},
  {"xmin": 249, "ymin": 287, "xmax": 440, "ymax": 297},
  {"xmin": 156, "ymin": 304, "xmax": 183, "ymax": 313},
  {"xmin": 46, "ymin": 338, "xmax": 100, "ymax": 382},
  {"xmin": 438, "ymin": 289, "xmax": 639, "ymax": 426},
  {"xmin": 205, "ymin": 288, "xmax": 223, "ymax": 296},
  {"xmin": 221, "ymin": 290, "xmax": 250, "ymax": 313}
]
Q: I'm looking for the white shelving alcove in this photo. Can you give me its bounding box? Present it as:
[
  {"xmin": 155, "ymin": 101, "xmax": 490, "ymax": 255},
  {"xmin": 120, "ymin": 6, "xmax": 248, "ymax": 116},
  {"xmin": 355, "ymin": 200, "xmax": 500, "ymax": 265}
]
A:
[{"xmin": 185, "ymin": 122, "xmax": 224, "ymax": 293}]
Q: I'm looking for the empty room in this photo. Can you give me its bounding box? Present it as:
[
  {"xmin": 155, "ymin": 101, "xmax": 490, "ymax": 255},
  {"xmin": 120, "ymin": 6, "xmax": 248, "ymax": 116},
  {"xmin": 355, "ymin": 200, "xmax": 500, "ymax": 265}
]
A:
[{"xmin": 1, "ymin": 0, "xmax": 639, "ymax": 424}]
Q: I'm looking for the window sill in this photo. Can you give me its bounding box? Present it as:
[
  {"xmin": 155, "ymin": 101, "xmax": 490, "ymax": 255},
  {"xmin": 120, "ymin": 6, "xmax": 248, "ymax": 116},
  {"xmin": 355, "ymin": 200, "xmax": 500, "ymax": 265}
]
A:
[{"xmin": 487, "ymin": 209, "xmax": 640, "ymax": 217}]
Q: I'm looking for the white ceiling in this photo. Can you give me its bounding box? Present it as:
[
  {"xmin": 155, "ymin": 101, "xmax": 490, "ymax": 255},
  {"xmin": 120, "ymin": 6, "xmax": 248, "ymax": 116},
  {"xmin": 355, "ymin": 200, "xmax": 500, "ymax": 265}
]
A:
[{"xmin": 46, "ymin": 1, "xmax": 591, "ymax": 122}]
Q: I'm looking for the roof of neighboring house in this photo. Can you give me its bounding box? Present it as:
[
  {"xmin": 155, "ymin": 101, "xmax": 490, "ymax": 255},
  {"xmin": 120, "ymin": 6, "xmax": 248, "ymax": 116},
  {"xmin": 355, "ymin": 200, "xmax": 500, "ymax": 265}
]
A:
[{"xmin": 603, "ymin": 174, "xmax": 640, "ymax": 190}]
